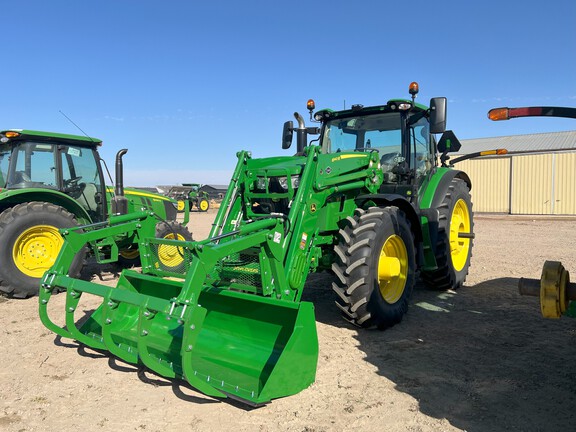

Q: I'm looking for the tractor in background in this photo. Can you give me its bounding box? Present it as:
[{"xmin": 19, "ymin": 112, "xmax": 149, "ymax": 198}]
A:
[
  {"xmin": 0, "ymin": 129, "xmax": 191, "ymax": 298},
  {"xmin": 488, "ymin": 106, "xmax": 576, "ymax": 318},
  {"xmin": 162, "ymin": 183, "xmax": 210, "ymax": 212},
  {"xmin": 40, "ymin": 83, "xmax": 505, "ymax": 404}
]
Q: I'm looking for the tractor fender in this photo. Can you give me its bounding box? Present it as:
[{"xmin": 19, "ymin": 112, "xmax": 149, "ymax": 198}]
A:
[
  {"xmin": 355, "ymin": 193, "xmax": 423, "ymax": 243},
  {"xmin": 417, "ymin": 168, "xmax": 472, "ymax": 269},
  {"xmin": 421, "ymin": 168, "xmax": 471, "ymax": 210},
  {"xmin": 0, "ymin": 189, "xmax": 92, "ymax": 225}
]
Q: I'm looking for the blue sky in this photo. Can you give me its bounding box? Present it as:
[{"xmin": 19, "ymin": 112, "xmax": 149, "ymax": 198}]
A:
[{"xmin": 2, "ymin": 0, "xmax": 575, "ymax": 186}]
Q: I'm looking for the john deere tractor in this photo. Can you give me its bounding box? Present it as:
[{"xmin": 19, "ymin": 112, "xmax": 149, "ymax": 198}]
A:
[
  {"xmin": 40, "ymin": 83, "xmax": 496, "ymax": 405},
  {"xmin": 167, "ymin": 183, "xmax": 210, "ymax": 212},
  {"xmin": 0, "ymin": 129, "xmax": 191, "ymax": 298}
]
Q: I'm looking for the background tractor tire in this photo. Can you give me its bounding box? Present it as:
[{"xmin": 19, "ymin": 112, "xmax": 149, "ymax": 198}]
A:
[
  {"xmin": 0, "ymin": 202, "xmax": 86, "ymax": 298},
  {"xmin": 332, "ymin": 206, "xmax": 416, "ymax": 329},
  {"xmin": 421, "ymin": 178, "xmax": 474, "ymax": 290},
  {"xmin": 119, "ymin": 221, "xmax": 192, "ymax": 268},
  {"xmin": 118, "ymin": 245, "xmax": 142, "ymax": 267},
  {"xmin": 176, "ymin": 200, "xmax": 186, "ymax": 213},
  {"xmin": 197, "ymin": 198, "xmax": 210, "ymax": 212},
  {"xmin": 155, "ymin": 221, "xmax": 193, "ymax": 271}
]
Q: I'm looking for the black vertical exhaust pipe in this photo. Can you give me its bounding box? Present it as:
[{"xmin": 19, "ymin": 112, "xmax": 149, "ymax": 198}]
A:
[{"xmin": 111, "ymin": 149, "xmax": 128, "ymax": 215}]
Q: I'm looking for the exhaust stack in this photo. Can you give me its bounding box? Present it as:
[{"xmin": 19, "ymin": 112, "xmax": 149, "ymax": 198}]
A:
[{"xmin": 111, "ymin": 149, "xmax": 128, "ymax": 215}]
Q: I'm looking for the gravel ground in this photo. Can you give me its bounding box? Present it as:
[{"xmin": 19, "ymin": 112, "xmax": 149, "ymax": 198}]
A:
[{"xmin": 0, "ymin": 211, "xmax": 575, "ymax": 432}]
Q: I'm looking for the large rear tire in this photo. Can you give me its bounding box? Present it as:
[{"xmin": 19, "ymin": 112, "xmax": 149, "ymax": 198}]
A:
[
  {"xmin": 332, "ymin": 207, "xmax": 416, "ymax": 329},
  {"xmin": 421, "ymin": 178, "xmax": 474, "ymax": 290},
  {"xmin": 0, "ymin": 202, "xmax": 86, "ymax": 298}
]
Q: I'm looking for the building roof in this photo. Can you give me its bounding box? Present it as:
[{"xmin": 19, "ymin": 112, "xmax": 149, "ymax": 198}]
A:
[
  {"xmin": 202, "ymin": 184, "xmax": 229, "ymax": 190},
  {"xmin": 459, "ymin": 130, "xmax": 576, "ymax": 155}
]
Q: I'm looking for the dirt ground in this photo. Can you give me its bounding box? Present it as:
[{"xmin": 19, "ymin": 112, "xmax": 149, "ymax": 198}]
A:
[{"xmin": 1, "ymin": 211, "xmax": 575, "ymax": 432}]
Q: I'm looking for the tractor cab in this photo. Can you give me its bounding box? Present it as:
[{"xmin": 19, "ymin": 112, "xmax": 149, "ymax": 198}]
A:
[
  {"xmin": 311, "ymin": 83, "xmax": 447, "ymax": 197},
  {"xmin": 315, "ymin": 101, "xmax": 435, "ymax": 185},
  {"xmin": 0, "ymin": 130, "xmax": 107, "ymax": 222}
]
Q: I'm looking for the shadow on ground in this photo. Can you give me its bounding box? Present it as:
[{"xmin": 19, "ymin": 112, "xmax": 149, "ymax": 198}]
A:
[{"xmin": 303, "ymin": 274, "xmax": 576, "ymax": 432}]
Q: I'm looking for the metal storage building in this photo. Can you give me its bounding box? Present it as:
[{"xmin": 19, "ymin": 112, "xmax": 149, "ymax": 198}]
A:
[{"xmin": 455, "ymin": 130, "xmax": 576, "ymax": 215}]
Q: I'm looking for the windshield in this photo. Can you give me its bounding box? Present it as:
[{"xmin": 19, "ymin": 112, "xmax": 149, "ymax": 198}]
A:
[
  {"xmin": 321, "ymin": 112, "xmax": 402, "ymax": 155},
  {"xmin": 321, "ymin": 111, "xmax": 433, "ymax": 183}
]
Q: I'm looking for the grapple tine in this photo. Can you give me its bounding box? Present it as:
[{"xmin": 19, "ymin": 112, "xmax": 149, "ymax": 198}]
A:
[
  {"xmin": 39, "ymin": 272, "xmax": 71, "ymax": 338},
  {"xmin": 179, "ymin": 306, "xmax": 227, "ymax": 398},
  {"xmin": 101, "ymin": 296, "xmax": 139, "ymax": 364},
  {"xmin": 136, "ymin": 306, "xmax": 177, "ymax": 378}
]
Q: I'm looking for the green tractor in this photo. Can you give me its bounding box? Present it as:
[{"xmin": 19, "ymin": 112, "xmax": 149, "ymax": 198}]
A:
[
  {"xmin": 40, "ymin": 83, "xmax": 499, "ymax": 404},
  {"xmin": 170, "ymin": 183, "xmax": 210, "ymax": 212},
  {"xmin": 0, "ymin": 129, "xmax": 191, "ymax": 298}
]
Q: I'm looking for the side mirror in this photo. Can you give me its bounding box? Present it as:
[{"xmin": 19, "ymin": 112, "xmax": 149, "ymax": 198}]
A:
[
  {"xmin": 429, "ymin": 97, "xmax": 447, "ymax": 134},
  {"xmin": 282, "ymin": 121, "xmax": 294, "ymax": 149}
]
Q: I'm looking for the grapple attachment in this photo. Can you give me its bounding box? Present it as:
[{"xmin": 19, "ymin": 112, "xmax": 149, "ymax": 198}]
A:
[{"xmin": 39, "ymin": 212, "xmax": 318, "ymax": 405}]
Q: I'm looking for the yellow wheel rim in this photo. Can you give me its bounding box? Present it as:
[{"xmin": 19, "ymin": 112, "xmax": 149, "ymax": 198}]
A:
[
  {"xmin": 378, "ymin": 234, "xmax": 408, "ymax": 303},
  {"xmin": 13, "ymin": 225, "xmax": 63, "ymax": 278},
  {"xmin": 449, "ymin": 199, "xmax": 471, "ymax": 272},
  {"xmin": 199, "ymin": 200, "xmax": 209, "ymax": 211},
  {"xmin": 119, "ymin": 247, "xmax": 140, "ymax": 260},
  {"xmin": 158, "ymin": 233, "xmax": 186, "ymax": 267},
  {"xmin": 177, "ymin": 200, "xmax": 186, "ymax": 212}
]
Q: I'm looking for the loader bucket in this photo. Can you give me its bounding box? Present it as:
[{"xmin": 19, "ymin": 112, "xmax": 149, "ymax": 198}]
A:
[
  {"xmin": 39, "ymin": 212, "xmax": 319, "ymax": 405},
  {"xmin": 70, "ymin": 271, "xmax": 318, "ymax": 405}
]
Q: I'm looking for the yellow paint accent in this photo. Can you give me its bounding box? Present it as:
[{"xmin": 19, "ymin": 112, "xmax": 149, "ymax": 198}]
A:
[
  {"xmin": 158, "ymin": 233, "xmax": 186, "ymax": 267},
  {"xmin": 331, "ymin": 154, "xmax": 368, "ymax": 162},
  {"xmin": 378, "ymin": 234, "xmax": 408, "ymax": 304},
  {"xmin": 13, "ymin": 225, "xmax": 63, "ymax": 278},
  {"xmin": 449, "ymin": 198, "xmax": 471, "ymax": 272},
  {"xmin": 106, "ymin": 187, "xmax": 172, "ymax": 202},
  {"xmin": 232, "ymin": 266, "xmax": 259, "ymax": 274}
]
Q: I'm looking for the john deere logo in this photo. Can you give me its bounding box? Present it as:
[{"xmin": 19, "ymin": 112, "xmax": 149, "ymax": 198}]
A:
[{"xmin": 310, "ymin": 203, "xmax": 317, "ymax": 213}]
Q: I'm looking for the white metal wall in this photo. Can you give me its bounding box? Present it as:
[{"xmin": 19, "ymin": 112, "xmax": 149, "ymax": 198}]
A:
[
  {"xmin": 450, "ymin": 152, "xmax": 576, "ymax": 215},
  {"xmin": 553, "ymin": 152, "xmax": 576, "ymax": 214},
  {"xmin": 456, "ymin": 158, "xmax": 511, "ymax": 213}
]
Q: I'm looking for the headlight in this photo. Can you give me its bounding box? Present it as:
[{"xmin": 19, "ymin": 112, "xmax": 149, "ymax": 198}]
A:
[
  {"xmin": 277, "ymin": 176, "xmax": 300, "ymax": 191},
  {"xmin": 255, "ymin": 177, "xmax": 269, "ymax": 190}
]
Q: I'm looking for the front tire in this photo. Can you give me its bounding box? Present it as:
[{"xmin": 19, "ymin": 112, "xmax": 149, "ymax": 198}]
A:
[
  {"xmin": 198, "ymin": 198, "xmax": 209, "ymax": 212},
  {"xmin": 0, "ymin": 202, "xmax": 86, "ymax": 298},
  {"xmin": 332, "ymin": 207, "xmax": 416, "ymax": 329},
  {"xmin": 155, "ymin": 221, "xmax": 193, "ymax": 271},
  {"xmin": 119, "ymin": 221, "xmax": 192, "ymax": 269},
  {"xmin": 421, "ymin": 178, "xmax": 474, "ymax": 290}
]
